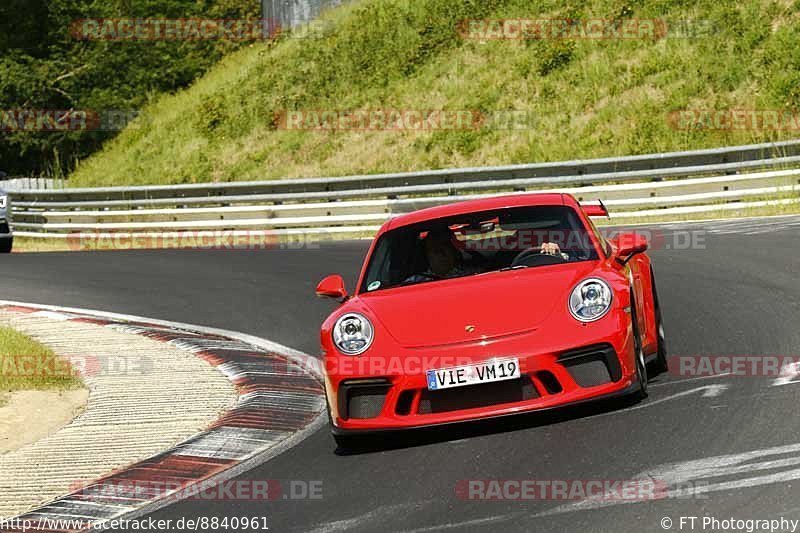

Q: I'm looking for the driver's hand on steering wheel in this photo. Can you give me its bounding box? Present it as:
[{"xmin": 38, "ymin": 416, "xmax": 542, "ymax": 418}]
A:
[{"xmin": 540, "ymin": 242, "xmax": 562, "ymax": 256}]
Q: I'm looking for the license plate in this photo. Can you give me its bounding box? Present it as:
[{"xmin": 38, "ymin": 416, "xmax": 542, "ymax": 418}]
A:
[{"xmin": 426, "ymin": 358, "xmax": 520, "ymax": 391}]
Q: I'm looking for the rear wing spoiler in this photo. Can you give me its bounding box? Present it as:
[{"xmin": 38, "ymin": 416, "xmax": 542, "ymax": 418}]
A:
[{"xmin": 581, "ymin": 201, "xmax": 610, "ymax": 218}]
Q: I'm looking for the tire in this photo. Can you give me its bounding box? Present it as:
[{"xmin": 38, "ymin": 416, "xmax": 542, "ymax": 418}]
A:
[
  {"xmin": 650, "ymin": 268, "xmax": 669, "ymax": 374},
  {"xmin": 629, "ymin": 291, "xmax": 648, "ymax": 401},
  {"xmin": 0, "ymin": 237, "xmax": 12, "ymax": 254}
]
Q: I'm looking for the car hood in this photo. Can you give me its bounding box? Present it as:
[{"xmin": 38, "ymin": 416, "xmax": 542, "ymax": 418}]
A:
[{"xmin": 359, "ymin": 262, "xmax": 599, "ymax": 348}]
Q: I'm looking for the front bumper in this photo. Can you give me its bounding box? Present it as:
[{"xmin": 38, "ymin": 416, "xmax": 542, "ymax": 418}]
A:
[
  {"xmin": 324, "ymin": 313, "xmax": 637, "ymax": 433},
  {"xmin": 331, "ymin": 377, "xmax": 640, "ymax": 436}
]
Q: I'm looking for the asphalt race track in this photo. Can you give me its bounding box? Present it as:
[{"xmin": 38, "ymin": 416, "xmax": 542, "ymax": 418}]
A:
[{"xmin": 2, "ymin": 216, "xmax": 800, "ymax": 532}]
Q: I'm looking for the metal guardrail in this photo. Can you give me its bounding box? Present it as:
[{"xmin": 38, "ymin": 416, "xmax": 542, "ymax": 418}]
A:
[
  {"xmin": 10, "ymin": 139, "xmax": 800, "ymax": 202},
  {"xmin": 9, "ymin": 140, "xmax": 800, "ymax": 238}
]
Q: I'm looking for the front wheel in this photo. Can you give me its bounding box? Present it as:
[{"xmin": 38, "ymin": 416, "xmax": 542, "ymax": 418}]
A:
[
  {"xmin": 633, "ymin": 341, "xmax": 648, "ymax": 400},
  {"xmin": 630, "ymin": 292, "xmax": 648, "ymax": 400},
  {"xmin": 0, "ymin": 237, "xmax": 12, "ymax": 254},
  {"xmin": 650, "ymin": 269, "xmax": 669, "ymax": 374}
]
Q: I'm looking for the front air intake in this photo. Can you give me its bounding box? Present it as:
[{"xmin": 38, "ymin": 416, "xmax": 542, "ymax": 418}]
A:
[
  {"xmin": 558, "ymin": 344, "xmax": 621, "ymax": 387},
  {"xmin": 338, "ymin": 379, "xmax": 391, "ymax": 420}
]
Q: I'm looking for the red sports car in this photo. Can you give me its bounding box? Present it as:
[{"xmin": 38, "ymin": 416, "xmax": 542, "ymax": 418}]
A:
[{"xmin": 316, "ymin": 193, "xmax": 667, "ymax": 448}]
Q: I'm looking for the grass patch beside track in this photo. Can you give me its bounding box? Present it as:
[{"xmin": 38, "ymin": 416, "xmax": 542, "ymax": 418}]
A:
[{"xmin": 0, "ymin": 326, "xmax": 84, "ymax": 406}]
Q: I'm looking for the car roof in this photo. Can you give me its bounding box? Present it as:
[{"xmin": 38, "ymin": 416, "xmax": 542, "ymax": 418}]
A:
[{"xmin": 384, "ymin": 193, "xmax": 574, "ymax": 232}]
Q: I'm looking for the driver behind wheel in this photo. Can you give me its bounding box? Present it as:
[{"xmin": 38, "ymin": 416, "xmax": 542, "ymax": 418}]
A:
[
  {"xmin": 405, "ymin": 229, "xmax": 564, "ymax": 284},
  {"xmin": 404, "ymin": 229, "xmax": 469, "ymax": 283}
]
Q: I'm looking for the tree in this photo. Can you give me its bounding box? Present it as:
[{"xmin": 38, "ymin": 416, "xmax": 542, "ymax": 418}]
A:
[{"xmin": 0, "ymin": 0, "xmax": 259, "ymax": 177}]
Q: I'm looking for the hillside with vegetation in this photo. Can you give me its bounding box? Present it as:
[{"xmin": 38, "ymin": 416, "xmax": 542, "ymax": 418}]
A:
[
  {"xmin": 0, "ymin": 0, "xmax": 258, "ymax": 178},
  {"xmin": 66, "ymin": 0, "xmax": 800, "ymax": 187}
]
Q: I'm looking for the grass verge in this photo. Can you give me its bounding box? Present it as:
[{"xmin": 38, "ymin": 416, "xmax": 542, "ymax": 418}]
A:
[{"xmin": 0, "ymin": 326, "xmax": 84, "ymax": 406}]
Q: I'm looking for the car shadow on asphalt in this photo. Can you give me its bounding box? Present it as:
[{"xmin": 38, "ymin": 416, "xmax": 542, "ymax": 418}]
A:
[{"xmin": 333, "ymin": 394, "xmax": 641, "ymax": 456}]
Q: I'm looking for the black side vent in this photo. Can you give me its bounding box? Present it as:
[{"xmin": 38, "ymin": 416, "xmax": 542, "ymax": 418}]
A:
[
  {"xmin": 338, "ymin": 379, "xmax": 391, "ymax": 420},
  {"xmin": 558, "ymin": 344, "xmax": 621, "ymax": 387}
]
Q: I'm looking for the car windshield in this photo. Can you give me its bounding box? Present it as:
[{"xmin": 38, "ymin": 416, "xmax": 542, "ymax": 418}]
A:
[{"xmin": 361, "ymin": 205, "xmax": 600, "ymax": 293}]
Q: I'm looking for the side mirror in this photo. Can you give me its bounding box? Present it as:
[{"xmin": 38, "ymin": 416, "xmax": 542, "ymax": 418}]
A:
[
  {"xmin": 611, "ymin": 232, "xmax": 649, "ymax": 264},
  {"xmin": 316, "ymin": 274, "xmax": 348, "ymax": 301}
]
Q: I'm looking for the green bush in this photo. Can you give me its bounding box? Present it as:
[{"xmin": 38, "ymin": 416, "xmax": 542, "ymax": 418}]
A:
[
  {"xmin": 536, "ymin": 41, "xmax": 576, "ymax": 76},
  {"xmin": 0, "ymin": 0, "xmax": 259, "ymax": 177}
]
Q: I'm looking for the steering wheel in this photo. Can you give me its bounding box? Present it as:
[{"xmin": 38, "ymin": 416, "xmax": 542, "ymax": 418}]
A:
[{"xmin": 511, "ymin": 247, "xmax": 567, "ymax": 268}]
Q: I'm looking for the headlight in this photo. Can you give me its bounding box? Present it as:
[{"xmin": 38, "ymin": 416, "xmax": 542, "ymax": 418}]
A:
[
  {"xmin": 569, "ymin": 278, "xmax": 613, "ymax": 322},
  {"xmin": 0, "ymin": 195, "xmax": 6, "ymax": 209},
  {"xmin": 332, "ymin": 313, "xmax": 374, "ymax": 355}
]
